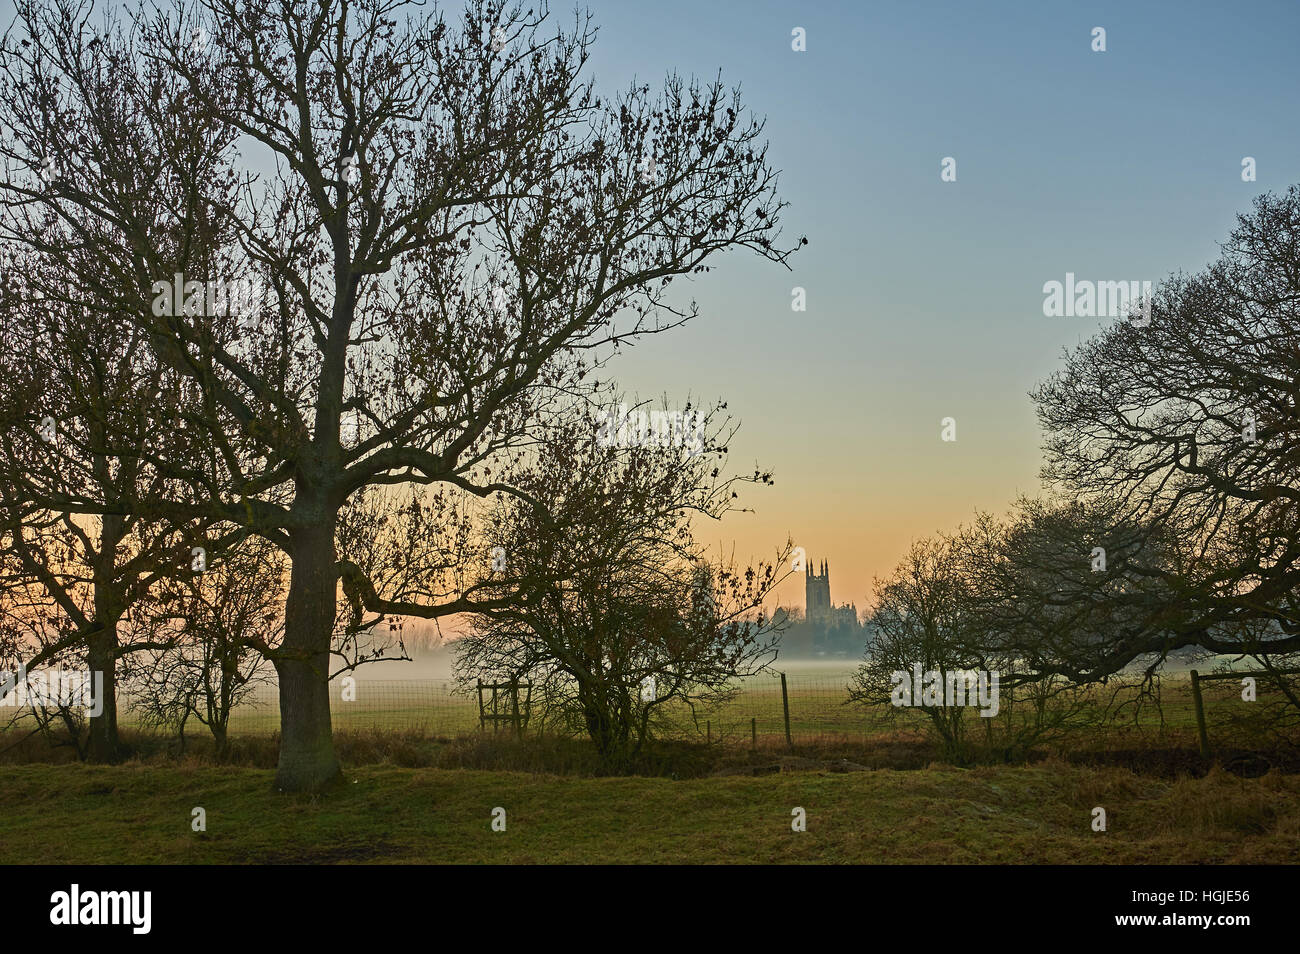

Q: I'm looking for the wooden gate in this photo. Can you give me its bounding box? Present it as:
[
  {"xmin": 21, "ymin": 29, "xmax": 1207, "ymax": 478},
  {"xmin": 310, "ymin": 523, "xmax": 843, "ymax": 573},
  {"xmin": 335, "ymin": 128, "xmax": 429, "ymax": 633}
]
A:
[{"xmin": 476, "ymin": 679, "xmax": 532, "ymax": 737}]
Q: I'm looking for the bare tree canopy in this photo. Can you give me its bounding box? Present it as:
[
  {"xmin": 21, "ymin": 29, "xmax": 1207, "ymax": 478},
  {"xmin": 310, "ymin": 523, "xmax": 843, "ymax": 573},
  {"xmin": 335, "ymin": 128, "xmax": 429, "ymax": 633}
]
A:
[
  {"xmin": 456, "ymin": 400, "xmax": 790, "ymax": 766},
  {"xmin": 1031, "ymin": 186, "xmax": 1300, "ymax": 672},
  {"xmin": 0, "ymin": 0, "xmax": 798, "ymax": 789}
]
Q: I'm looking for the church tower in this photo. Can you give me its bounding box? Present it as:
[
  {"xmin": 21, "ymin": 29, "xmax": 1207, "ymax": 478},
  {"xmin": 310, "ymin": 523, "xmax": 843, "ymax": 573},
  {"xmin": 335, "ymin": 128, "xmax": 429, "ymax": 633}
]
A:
[{"xmin": 805, "ymin": 559, "xmax": 831, "ymax": 621}]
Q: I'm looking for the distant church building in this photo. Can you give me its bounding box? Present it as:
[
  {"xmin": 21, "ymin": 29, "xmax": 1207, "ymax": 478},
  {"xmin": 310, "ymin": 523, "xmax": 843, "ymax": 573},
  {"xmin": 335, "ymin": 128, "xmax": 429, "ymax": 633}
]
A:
[
  {"xmin": 772, "ymin": 557, "xmax": 864, "ymax": 657},
  {"xmin": 804, "ymin": 559, "xmax": 858, "ymax": 628},
  {"xmin": 805, "ymin": 560, "xmax": 832, "ymax": 620}
]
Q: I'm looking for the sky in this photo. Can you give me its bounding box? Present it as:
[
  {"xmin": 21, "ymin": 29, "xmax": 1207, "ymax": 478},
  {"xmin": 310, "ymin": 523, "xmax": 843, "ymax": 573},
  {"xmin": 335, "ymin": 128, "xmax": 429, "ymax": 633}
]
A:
[
  {"xmin": 3, "ymin": 0, "xmax": 1297, "ymax": 616},
  {"xmin": 574, "ymin": 0, "xmax": 1300, "ymax": 612}
]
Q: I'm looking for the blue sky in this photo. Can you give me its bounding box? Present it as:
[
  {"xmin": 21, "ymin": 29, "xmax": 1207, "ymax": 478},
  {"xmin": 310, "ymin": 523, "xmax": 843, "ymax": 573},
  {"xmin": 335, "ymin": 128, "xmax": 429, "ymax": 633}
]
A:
[
  {"xmin": 579, "ymin": 0, "xmax": 1300, "ymax": 607},
  {"xmin": 5, "ymin": 0, "xmax": 1295, "ymax": 609}
]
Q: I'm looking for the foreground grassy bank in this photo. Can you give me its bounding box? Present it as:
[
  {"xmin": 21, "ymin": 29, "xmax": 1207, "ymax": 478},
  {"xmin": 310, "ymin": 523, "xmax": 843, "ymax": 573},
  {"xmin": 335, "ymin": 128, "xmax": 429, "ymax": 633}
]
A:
[{"xmin": 1, "ymin": 760, "xmax": 1296, "ymax": 863}]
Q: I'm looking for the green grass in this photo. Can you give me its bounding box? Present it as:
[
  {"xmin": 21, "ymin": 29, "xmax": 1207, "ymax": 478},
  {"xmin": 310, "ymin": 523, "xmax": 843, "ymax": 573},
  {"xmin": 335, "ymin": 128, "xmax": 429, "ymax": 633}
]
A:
[
  {"xmin": 9, "ymin": 670, "xmax": 1287, "ymax": 773},
  {"xmin": 105, "ymin": 671, "xmax": 1248, "ymax": 747},
  {"xmin": 1, "ymin": 759, "xmax": 1296, "ymax": 863}
]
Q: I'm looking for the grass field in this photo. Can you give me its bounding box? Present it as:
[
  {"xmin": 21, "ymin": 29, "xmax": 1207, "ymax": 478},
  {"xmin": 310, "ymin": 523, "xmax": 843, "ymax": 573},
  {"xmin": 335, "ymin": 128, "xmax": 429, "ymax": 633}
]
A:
[
  {"xmin": 5, "ymin": 668, "xmax": 1286, "ymax": 768},
  {"xmin": 103, "ymin": 669, "xmax": 1274, "ymax": 749},
  {"xmin": 1, "ymin": 759, "xmax": 1296, "ymax": 864}
]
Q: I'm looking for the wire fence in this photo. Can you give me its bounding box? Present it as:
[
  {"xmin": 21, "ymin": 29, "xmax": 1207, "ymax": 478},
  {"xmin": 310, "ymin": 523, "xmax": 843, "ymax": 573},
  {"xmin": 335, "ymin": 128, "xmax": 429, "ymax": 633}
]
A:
[
  {"xmin": 113, "ymin": 671, "xmax": 866, "ymax": 744},
  {"xmin": 662, "ymin": 672, "xmax": 870, "ymax": 746},
  {"xmin": 1190, "ymin": 668, "xmax": 1300, "ymax": 756},
  {"xmin": 218, "ymin": 679, "xmax": 482, "ymax": 736},
  {"xmin": 9, "ymin": 667, "xmax": 1296, "ymax": 753}
]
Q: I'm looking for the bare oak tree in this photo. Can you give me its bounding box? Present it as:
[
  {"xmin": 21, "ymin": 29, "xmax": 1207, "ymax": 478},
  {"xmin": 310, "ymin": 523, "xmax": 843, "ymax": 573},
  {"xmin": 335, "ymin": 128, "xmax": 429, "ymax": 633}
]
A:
[
  {"xmin": 0, "ymin": 0, "xmax": 798, "ymax": 789},
  {"xmin": 0, "ymin": 245, "xmax": 221, "ymax": 762},
  {"xmin": 1032, "ymin": 187, "xmax": 1300, "ymax": 676}
]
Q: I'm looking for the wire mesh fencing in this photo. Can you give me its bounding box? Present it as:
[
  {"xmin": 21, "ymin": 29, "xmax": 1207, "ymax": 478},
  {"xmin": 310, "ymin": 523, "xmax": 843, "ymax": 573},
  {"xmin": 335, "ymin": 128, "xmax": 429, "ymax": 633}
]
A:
[
  {"xmin": 18, "ymin": 667, "xmax": 1288, "ymax": 754},
  {"xmin": 1189, "ymin": 668, "xmax": 1300, "ymax": 756},
  {"xmin": 190, "ymin": 671, "xmax": 873, "ymax": 746},
  {"xmin": 217, "ymin": 679, "xmax": 482, "ymax": 736},
  {"xmin": 654, "ymin": 671, "xmax": 868, "ymax": 747}
]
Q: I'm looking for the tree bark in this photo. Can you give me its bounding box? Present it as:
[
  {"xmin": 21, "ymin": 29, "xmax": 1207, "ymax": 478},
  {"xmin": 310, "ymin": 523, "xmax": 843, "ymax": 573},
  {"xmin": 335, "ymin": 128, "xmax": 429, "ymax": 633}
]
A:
[
  {"xmin": 273, "ymin": 518, "xmax": 342, "ymax": 792},
  {"xmin": 85, "ymin": 621, "xmax": 121, "ymax": 763},
  {"xmin": 87, "ymin": 512, "xmax": 125, "ymax": 764},
  {"xmin": 211, "ymin": 720, "xmax": 229, "ymax": 760}
]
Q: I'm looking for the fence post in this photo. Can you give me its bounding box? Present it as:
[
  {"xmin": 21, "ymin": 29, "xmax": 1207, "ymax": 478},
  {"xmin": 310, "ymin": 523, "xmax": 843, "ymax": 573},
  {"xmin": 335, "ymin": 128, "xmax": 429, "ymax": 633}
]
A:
[
  {"xmin": 780, "ymin": 672, "xmax": 793, "ymax": 750},
  {"xmin": 1190, "ymin": 669, "xmax": 1211, "ymax": 759},
  {"xmin": 476, "ymin": 680, "xmax": 484, "ymax": 732},
  {"xmin": 751, "ymin": 717, "xmax": 757, "ymax": 750},
  {"xmin": 706, "ymin": 720, "xmax": 711, "ymax": 745},
  {"xmin": 510, "ymin": 680, "xmax": 521, "ymax": 739}
]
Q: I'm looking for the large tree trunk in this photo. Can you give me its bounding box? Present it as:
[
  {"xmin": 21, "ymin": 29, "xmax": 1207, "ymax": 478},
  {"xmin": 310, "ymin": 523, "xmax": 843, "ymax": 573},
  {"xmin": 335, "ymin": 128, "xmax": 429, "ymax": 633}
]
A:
[
  {"xmin": 581, "ymin": 686, "xmax": 631, "ymax": 769},
  {"xmin": 274, "ymin": 518, "xmax": 342, "ymax": 792},
  {"xmin": 87, "ymin": 512, "xmax": 125, "ymax": 764},
  {"xmin": 85, "ymin": 622, "xmax": 120, "ymax": 763},
  {"xmin": 211, "ymin": 720, "xmax": 229, "ymax": 760}
]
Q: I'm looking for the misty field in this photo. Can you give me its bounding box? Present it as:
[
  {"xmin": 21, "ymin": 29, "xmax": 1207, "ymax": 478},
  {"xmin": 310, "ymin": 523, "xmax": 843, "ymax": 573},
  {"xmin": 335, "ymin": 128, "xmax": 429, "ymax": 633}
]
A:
[
  {"xmin": 0, "ymin": 760, "xmax": 1296, "ymax": 864},
  {"xmin": 4, "ymin": 667, "xmax": 1285, "ymax": 774},
  {"xmin": 3, "ymin": 668, "xmax": 1293, "ymax": 864},
  {"xmin": 103, "ymin": 668, "xmax": 1277, "ymax": 756}
]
